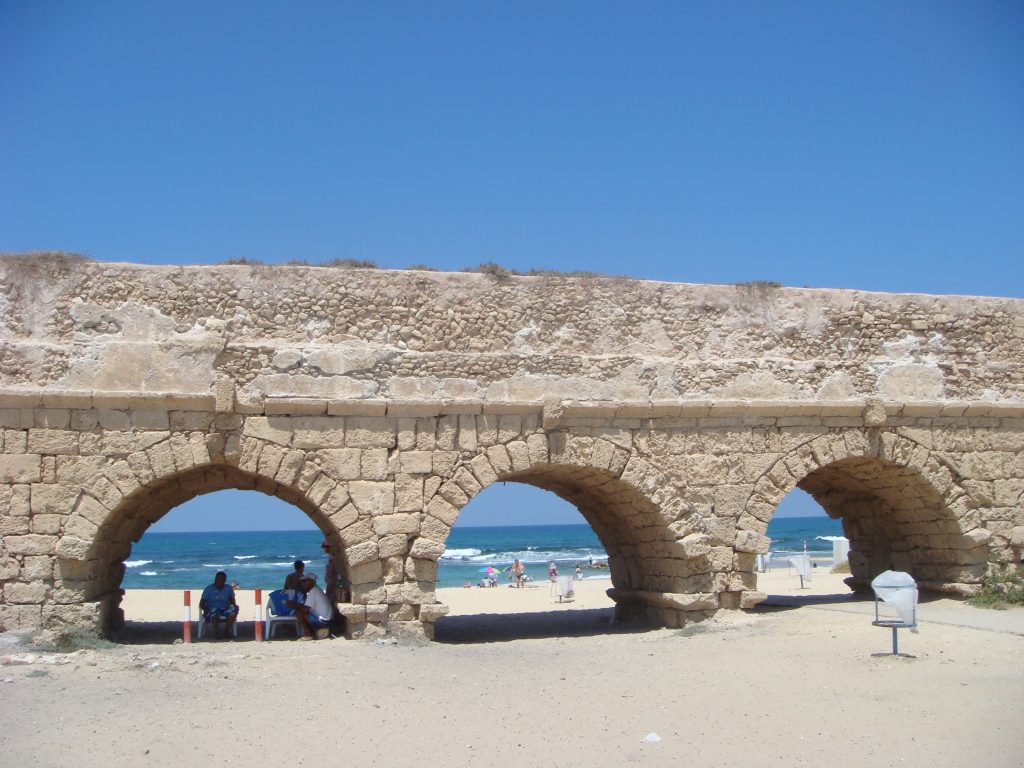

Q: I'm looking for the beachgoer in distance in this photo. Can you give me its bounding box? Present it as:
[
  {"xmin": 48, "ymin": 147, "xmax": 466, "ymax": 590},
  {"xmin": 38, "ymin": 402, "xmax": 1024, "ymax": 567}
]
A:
[
  {"xmin": 199, "ymin": 571, "xmax": 239, "ymax": 640},
  {"xmin": 513, "ymin": 558, "xmax": 525, "ymax": 588},
  {"xmin": 283, "ymin": 560, "xmax": 305, "ymax": 590},
  {"xmin": 575, "ymin": 565, "xmax": 583, "ymax": 580},
  {"xmin": 286, "ymin": 573, "xmax": 332, "ymax": 641},
  {"xmin": 548, "ymin": 562, "xmax": 558, "ymax": 581}
]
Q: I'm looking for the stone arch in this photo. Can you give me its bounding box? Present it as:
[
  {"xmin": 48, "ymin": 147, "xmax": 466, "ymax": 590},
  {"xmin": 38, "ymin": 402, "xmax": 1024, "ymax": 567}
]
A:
[
  {"xmin": 421, "ymin": 432, "xmax": 715, "ymax": 628},
  {"xmin": 743, "ymin": 430, "xmax": 987, "ymax": 595},
  {"xmin": 56, "ymin": 436, "xmax": 359, "ymax": 630}
]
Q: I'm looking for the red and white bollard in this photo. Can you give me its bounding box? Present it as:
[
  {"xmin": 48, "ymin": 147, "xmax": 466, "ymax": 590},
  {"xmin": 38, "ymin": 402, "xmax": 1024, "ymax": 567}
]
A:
[
  {"xmin": 183, "ymin": 590, "xmax": 192, "ymax": 643},
  {"xmin": 254, "ymin": 588, "xmax": 263, "ymax": 642}
]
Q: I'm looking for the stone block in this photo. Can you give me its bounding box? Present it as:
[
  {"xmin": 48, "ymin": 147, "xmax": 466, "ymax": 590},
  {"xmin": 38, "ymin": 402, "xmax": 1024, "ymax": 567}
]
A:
[
  {"xmin": 0, "ymin": 515, "xmax": 30, "ymax": 535},
  {"xmin": 378, "ymin": 534, "xmax": 410, "ymax": 559},
  {"xmin": 364, "ymin": 603, "xmax": 388, "ymax": 622},
  {"xmin": 426, "ymin": 495, "xmax": 459, "ymax": 526},
  {"xmin": 349, "ymin": 559, "xmax": 383, "ymax": 585},
  {"xmin": 132, "ymin": 409, "xmax": 169, "ymax": 434},
  {"xmin": 328, "ymin": 503, "xmax": 359, "ymax": 531},
  {"xmin": 242, "ymin": 416, "xmax": 293, "ymax": 445},
  {"xmin": 31, "ymin": 514, "xmax": 62, "ymax": 534},
  {"xmin": 526, "ymin": 434, "xmax": 548, "ymax": 464},
  {"xmin": 360, "ymin": 448, "xmax": 389, "ymax": 480},
  {"xmin": 97, "ymin": 409, "xmax": 132, "ymax": 431},
  {"xmin": 22, "ymin": 555, "xmax": 54, "ymax": 580},
  {"xmin": 734, "ymin": 530, "xmax": 771, "ymax": 554},
  {"xmin": 55, "ymin": 536, "xmax": 92, "ymax": 560},
  {"xmin": 431, "ymin": 451, "xmax": 459, "ymax": 476},
  {"xmin": 406, "ymin": 557, "xmax": 438, "ymax": 583},
  {"xmin": 292, "ymin": 416, "xmax": 346, "ymax": 448},
  {"xmin": 394, "ymin": 474, "xmax": 424, "ymax": 512},
  {"xmin": 345, "ymin": 540, "xmax": 379, "ymax": 566},
  {"xmin": 409, "ymin": 537, "xmax": 446, "ymax": 559},
  {"xmin": 383, "ymin": 556, "xmax": 406, "ymax": 584},
  {"xmin": 319, "ymin": 448, "xmax": 362, "ymax": 480},
  {"xmin": 214, "ymin": 380, "xmax": 236, "ymax": 412},
  {"xmin": 399, "ymin": 450, "xmax": 433, "ymax": 474},
  {"xmin": 27, "ymin": 429, "xmax": 79, "ymax": 455},
  {"xmin": 345, "ymin": 417, "xmax": 396, "ymax": 448},
  {"xmin": 457, "ymin": 414, "xmax": 477, "ymax": 450},
  {"xmin": 740, "ymin": 590, "xmax": 767, "ymax": 608},
  {"xmin": 419, "ymin": 515, "xmax": 449, "ymax": 542},
  {"xmin": 0, "ymin": 556, "xmax": 20, "ymax": 580},
  {"xmin": 64, "ymin": 512, "xmax": 98, "ymax": 538},
  {"xmin": 348, "ymin": 481, "xmax": 394, "ymax": 515},
  {"xmin": 372, "ymin": 513, "xmax": 420, "ymax": 536},
  {"xmin": 469, "ymin": 454, "xmax": 498, "ymax": 487},
  {"xmin": 319, "ymin": 483, "xmax": 351, "ymax": 520},
  {"xmin": 389, "ymin": 603, "xmax": 415, "ymax": 620},
  {"xmin": 506, "ymin": 441, "xmax": 530, "ymax": 471},
  {"xmin": 352, "ymin": 584, "xmax": 387, "ymax": 605},
  {"xmin": 4, "ymin": 581, "xmax": 49, "ymax": 603},
  {"xmin": 337, "ymin": 604, "xmax": 367, "ymax": 623},
  {"xmin": 485, "ymin": 444, "xmax": 512, "ymax": 474},
  {"xmin": 680, "ymin": 533, "xmax": 710, "ymax": 558},
  {"xmin": 6, "ymin": 534, "xmax": 58, "ymax": 556},
  {"xmin": 418, "ymin": 603, "xmax": 450, "ymax": 622},
  {"xmin": 0, "ymin": 454, "xmax": 42, "ymax": 483}
]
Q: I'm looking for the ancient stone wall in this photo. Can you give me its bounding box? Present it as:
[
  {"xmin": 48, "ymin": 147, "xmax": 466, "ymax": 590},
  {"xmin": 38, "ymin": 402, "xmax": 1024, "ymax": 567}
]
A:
[{"xmin": 1, "ymin": 255, "xmax": 1022, "ymax": 637}]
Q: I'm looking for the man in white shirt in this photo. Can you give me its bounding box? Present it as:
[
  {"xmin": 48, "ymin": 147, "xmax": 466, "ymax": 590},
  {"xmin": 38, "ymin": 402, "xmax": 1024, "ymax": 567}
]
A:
[{"xmin": 287, "ymin": 573, "xmax": 333, "ymax": 641}]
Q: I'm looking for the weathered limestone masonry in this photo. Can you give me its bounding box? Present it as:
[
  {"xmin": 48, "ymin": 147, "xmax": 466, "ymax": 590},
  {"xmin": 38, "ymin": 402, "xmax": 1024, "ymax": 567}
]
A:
[{"xmin": 1, "ymin": 254, "xmax": 1023, "ymax": 639}]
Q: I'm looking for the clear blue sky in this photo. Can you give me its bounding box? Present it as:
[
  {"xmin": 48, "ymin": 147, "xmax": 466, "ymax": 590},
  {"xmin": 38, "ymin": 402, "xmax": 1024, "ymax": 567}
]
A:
[
  {"xmin": 2, "ymin": 2, "xmax": 1021, "ymax": 296},
  {"xmin": 4, "ymin": 3, "xmax": 1020, "ymax": 530}
]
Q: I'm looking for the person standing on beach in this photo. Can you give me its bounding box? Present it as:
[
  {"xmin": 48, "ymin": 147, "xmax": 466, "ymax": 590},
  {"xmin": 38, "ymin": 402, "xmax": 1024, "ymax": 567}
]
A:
[
  {"xmin": 199, "ymin": 571, "xmax": 239, "ymax": 640},
  {"xmin": 548, "ymin": 562, "xmax": 558, "ymax": 581},
  {"xmin": 283, "ymin": 560, "xmax": 305, "ymax": 590},
  {"xmin": 513, "ymin": 559, "xmax": 525, "ymax": 588}
]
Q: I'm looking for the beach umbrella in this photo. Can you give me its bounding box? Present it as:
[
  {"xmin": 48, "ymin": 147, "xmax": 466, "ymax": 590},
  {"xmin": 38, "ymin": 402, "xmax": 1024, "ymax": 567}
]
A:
[{"xmin": 478, "ymin": 566, "xmax": 499, "ymax": 574}]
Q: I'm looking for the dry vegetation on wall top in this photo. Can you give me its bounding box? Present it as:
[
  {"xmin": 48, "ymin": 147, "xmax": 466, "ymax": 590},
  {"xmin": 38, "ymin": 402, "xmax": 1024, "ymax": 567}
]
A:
[{"xmin": 0, "ymin": 251, "xmax": 782, "ymax": 288}]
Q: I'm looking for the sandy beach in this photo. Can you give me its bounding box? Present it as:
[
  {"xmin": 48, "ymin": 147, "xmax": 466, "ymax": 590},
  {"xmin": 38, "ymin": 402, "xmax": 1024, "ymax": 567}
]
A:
[{"xmin": 2, "ymin": 571, "xmax": 1021, "ymax": 767}]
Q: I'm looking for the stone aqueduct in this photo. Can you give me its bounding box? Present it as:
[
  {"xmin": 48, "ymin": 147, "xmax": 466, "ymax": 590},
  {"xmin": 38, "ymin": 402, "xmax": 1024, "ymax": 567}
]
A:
[{"xmin": 1, "ymin": 255, "xmax": 1022, "ymax": 639}]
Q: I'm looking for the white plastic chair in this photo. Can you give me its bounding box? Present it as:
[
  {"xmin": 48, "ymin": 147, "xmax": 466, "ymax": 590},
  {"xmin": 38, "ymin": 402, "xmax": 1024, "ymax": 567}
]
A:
[
  {"xmin": 265, "ymin": 589, "xmax": 299, "ymax": 639},
  {"xmin": 556, "ymin": 574, "xmax": 575, "ymax": 602}
]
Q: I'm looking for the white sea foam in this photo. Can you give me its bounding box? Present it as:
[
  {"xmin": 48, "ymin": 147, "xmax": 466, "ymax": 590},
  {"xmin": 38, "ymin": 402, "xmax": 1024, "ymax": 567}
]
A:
[
  {"xmin": 441, "ymin": 548, "xmax": 482, "ymax": 560},
  {"xmin": 140, "ymin": 571, "xmax": 160, "ymax": 576},
  {"xmin": 234, "ymin": 555, "xmax": 257, "ymax": 560},
  {"xmin": 202, "ymin": 564, "xmax": 227, "ymax": 568},
  {"xmin": 467, "ymin": 549, "xmax": 607, "ymax": 565},
  {"xmin": 125, "ymin": 560, "xmax": 152, "ymax": 568},
  {"xmin": 815, "ymin": 535, "xmax": 847, "ymax": 542}
]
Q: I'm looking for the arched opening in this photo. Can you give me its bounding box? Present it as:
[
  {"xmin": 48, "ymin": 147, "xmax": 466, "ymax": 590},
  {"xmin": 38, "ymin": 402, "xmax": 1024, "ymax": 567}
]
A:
[
  {"xmin": 758, "ymin": 452, "xmax": 987, "ymax": 598},
  {"xmin": 80, "ymin": 464, "xmax": 348, "ymax": 639},
  {"xmin": 119, "ymin": 489, "xmax": 330, "ymax": 637},
  {"xmin": 433, "ymin": 461, "xmax": 698, "ymax": 642},
  {"xmin": 760, "ymin": 488, "xmax": 849, "ymax": 599}
]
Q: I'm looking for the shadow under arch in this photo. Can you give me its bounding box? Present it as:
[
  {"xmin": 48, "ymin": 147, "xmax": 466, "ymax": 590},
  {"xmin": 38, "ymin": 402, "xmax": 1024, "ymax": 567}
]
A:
[
  {"xmin": 748, "ymin": 434, "xmax": 987, "ymax": 596},
  {"xmin": 76, "ymin": 464, "xmax": 348, "ymax": 630}
]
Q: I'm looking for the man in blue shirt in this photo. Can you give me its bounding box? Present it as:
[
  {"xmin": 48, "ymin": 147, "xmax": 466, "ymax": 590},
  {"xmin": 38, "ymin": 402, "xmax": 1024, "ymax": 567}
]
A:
[{"xmin": 199, "ymin": 571, "xmax": 239, "ymax": 639}]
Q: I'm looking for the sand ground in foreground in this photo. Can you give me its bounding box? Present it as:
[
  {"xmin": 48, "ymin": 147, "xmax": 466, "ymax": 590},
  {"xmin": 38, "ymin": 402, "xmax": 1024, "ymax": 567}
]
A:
[{"xmin": 3, "ymin": 572, "xmax": 1022, "ymax": 768}]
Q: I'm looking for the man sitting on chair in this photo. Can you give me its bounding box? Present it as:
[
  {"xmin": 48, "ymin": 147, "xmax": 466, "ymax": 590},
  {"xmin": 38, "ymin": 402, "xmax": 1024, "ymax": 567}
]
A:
[
  {"xmin": 199, "ymin": 571, "xmax": 239, "ymax": 639},
  {"xmin": 287, "ymin": 573, "xmax": 332, "ymax": 641}
]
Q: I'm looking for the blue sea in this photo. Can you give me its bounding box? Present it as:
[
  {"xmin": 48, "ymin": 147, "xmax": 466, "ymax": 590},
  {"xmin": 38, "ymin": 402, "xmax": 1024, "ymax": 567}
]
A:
[{"xmin": 121, "ymin": 516, "xmax": 843, "ymax": 590}]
